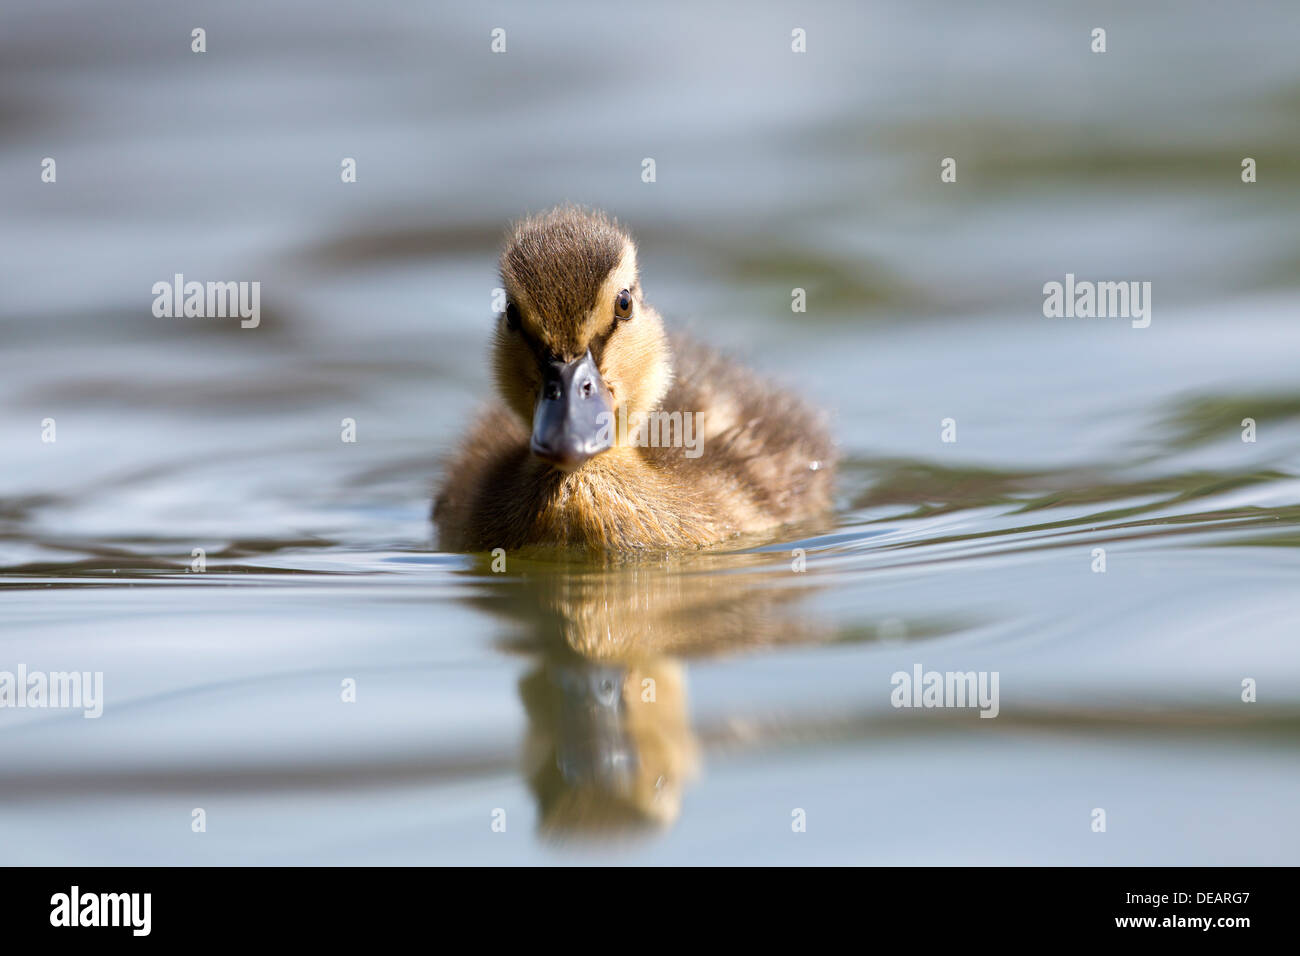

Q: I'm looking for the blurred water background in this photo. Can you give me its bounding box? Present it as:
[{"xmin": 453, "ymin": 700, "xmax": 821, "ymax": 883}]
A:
[{"xmin": 2, "ymin": 0, "xmax": 1299, "ymax": 863}]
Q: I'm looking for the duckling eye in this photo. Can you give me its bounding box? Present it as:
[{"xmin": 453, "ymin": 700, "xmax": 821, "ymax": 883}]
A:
[
  {"xmin": 614, "ymin": 289, "xmax": 633, "ymax": 320},
  {"xmin": 505, "ymin": 302, "xmax": 521, "ymax": 331}
]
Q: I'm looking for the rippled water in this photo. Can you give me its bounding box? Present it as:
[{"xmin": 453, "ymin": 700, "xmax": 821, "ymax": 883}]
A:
[{"xmin": 2, "ymin": 0, "xmax": 1299, "ymax": 863}]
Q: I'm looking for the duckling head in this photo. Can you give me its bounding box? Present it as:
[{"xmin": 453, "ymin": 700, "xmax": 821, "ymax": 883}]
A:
[{"xmin": 493, "ymin": 205, "xmax": 672, "ymax": 471}]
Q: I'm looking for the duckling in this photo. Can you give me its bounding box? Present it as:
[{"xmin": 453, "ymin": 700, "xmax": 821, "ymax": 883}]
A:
[{"xmin": 434, "ymin": 205, "xmax": 835, "ymax": 552}]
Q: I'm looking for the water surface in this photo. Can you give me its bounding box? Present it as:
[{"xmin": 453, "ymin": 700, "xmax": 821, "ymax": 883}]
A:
[{"xmin": 2, "ymin": 0, "xmax": 1298, "ymax": 864}]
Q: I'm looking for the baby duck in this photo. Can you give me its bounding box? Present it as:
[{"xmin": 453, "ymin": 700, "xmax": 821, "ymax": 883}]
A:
[{"xmin": 434, "ymin": 205, "xmax": 835, "ymax": 553}]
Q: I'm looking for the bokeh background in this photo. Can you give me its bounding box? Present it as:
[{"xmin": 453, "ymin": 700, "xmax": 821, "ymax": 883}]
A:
[{"xmin": 2, "ymin": 0, "xmax": 1298, "ymax": 863}]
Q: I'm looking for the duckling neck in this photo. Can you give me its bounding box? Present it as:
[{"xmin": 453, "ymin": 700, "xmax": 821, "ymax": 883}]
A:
[{"xmin": 529, "ymin": 448, "xmax": 712, "ymax": 551}]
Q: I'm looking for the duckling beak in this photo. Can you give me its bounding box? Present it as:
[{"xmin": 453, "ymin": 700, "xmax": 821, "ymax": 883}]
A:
[
  {"xmin": 552, "ymin": 663, "xmax": 638, "ymax": 791},
  {"xmin": 530, "ymin": 350, "xmax": 614, "ymax": 470}
]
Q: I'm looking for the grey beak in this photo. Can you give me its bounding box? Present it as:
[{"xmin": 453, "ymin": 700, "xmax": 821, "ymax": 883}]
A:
[
  {"xmin": 530, "ymin": 350, "xmax": 613, "ymax": 469},
  {"xmin": 552, "ymin": 663, "xmax": 637, "ymax": 790}
]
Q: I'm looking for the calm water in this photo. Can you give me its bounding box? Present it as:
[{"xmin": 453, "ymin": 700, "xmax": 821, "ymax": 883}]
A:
[{"xmin": 2, "ymin": 0, "xmax": 1299, "ymax": 863}]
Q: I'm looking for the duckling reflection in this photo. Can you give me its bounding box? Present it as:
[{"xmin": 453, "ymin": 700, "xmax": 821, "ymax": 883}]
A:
[
  {"xmin": 520, "ymin": 653, "xmax": 696, "ymax": 836},
  {"xmin": 476, "ymin": 554, "xmax": 835, "ymax": 838}
]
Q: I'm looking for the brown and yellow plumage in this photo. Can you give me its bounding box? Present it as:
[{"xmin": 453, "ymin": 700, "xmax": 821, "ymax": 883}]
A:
[{"xmin": 433, "ymin": 205, "xmax": 835, "ymax": 553}]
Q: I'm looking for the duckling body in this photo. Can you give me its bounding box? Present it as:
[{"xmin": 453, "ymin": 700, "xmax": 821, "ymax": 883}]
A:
[{"xmin": 434, "ymin": 207, "xmax": 835, "ymax": 553}]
